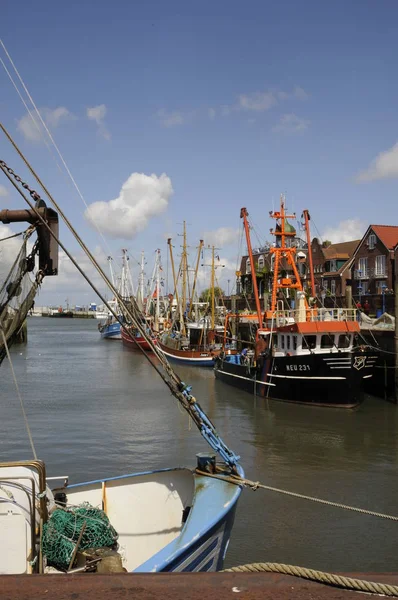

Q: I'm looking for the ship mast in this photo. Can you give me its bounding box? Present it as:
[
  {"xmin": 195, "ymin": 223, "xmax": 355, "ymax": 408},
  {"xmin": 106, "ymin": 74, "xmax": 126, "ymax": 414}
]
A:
[
  {"xmin": 269, "ymin": 195, "xmax": 306, "ymax": 312},
  {"xmin": 137, "ymin": 251, "xmax": 145, "ymax": 310},
  {"xmin": 155, "ymin": 248, "xmax": 161, "ymax": 330},
  {"xmin": 167, "ymin": 238, "xmax": 179, "ymax": 310},
  {"xmin": 302, "ymin": 209, "xmax": 316, "ymax": 298},
  {"xmin": 180, "ymin": 221, "xmax": 188, "ymax": 336},
  {"xmin": 211, "ymin": 246, "xmax": 215, "ymax": 330},
  {"xmin": 189, "ymin": 239, "xmax": 204, "ymax": 319},
  {"xmin": 240, "ymin": 208, "xmax": 263, "ymax": 328}
]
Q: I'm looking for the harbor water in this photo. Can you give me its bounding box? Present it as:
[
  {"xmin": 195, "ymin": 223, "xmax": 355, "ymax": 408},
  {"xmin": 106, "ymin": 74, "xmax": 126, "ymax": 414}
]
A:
[{"xmin": 2, "ymin": 318, "xmax": 398, "ymax": 572}]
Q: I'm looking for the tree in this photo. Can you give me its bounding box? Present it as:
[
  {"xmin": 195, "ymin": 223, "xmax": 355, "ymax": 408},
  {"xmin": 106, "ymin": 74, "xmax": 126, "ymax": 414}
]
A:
[{"xmin": 199, "ymin": 286, "xmax": 224, "ymax": 302}]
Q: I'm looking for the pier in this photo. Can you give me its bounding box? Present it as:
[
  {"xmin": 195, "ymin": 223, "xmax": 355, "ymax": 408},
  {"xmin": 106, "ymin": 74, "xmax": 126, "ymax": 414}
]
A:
[{"xmin": 3, "ymin": 571, "xmax": 398, "ymax": 599}]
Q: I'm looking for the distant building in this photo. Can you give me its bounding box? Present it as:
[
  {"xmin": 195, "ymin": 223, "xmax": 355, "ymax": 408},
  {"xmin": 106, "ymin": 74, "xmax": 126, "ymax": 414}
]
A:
[
  {"xmin": 310, "ymin": 238, "xmax": 360, "ymax": 297},
  {"xmin": 351, "ymin": 225, "xmax": 398, "ymax": 296}
]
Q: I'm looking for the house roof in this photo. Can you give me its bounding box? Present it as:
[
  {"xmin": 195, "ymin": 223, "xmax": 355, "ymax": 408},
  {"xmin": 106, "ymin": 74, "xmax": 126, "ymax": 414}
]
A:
[
  {"xmin": 323, "ymin": 240, "xmax": 360, "ymax": 260},
  {"xmin": 371, "ymin": 225, "xmax": 398, "ymax": 250}
]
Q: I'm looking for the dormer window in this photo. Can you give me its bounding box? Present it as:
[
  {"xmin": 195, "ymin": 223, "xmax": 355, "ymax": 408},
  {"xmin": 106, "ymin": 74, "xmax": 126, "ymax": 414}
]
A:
[
  {"xmin": 368, "ymin": 233, "xmax": 376, "ymax": 250},
  {"xmin": 246, "ymin": 258, "xmax": 251, "ymax": 274},
  {"xmin": 258, "ymin": 255, "xmax": 265, "ymax": 269}
]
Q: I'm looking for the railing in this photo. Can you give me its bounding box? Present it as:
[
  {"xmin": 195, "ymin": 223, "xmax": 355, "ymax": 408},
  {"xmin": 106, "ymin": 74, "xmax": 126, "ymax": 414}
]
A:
[
  {"xmin": 272, "ymin": 307, "xmax": 357, "ymax": 325},
  {"xmin": 354, "ymin": 270, "xmax": 369, "ymax": 280}
]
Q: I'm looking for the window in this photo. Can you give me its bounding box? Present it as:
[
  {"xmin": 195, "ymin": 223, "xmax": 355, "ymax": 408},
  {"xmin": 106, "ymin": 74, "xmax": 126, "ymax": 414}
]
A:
[
  {"xmin": 376, "ymin": 281, "xmax": 387, "ymax": 294},
  {"xmin": 338, "ymin": 334, "xmax": 351, "ymax": 348},
  {"xmin": 368, "ymin": 233, "xmax": 376, "ymax": 250},
  {"xmin": 303, "ymin": 335, "xmax": 316, "ymax": 350},
  {"xmin": 323, "ymin": 279, "xmax": 328, "ymax": 291},
  {"xmin": 330, "ymin": 260, "xmax": 336, "ymax": 272},
  {"xmin": 246, "ymin": 258, "xmax": 251, "ymax": 274},
  {"xmin": 375, "ymin": 255, "xmax": 386, "ymax": 276},
  {"xmin": 270, "ymin": 254, "xmax": 275, "ymax": 271},
  {"xmin": 330, "ymin": 280, "xmax": 336, "ymax": 295},
  {"xmin": 358, "ymin": 257, "xmax": 368, "ymax": 278},
  {"xmin": 321, "ymin": 334, "xmax": 334, "ymax": 348},
  {"xmin": 280, "ymin": 335, "xmax": 285, "ymax": 349},
  {"xmin": 257, "ymin": 255, "xmax": 265, "ymax": 269},
  {"xmin": 293, "ymin": 336, "xmax": 297, "ymax": 350},
  {"xmin": 359, "ymin": 281, "xmax": 369, "ymax": 295},
  {"xmin": 287, "ymin": 335, "xmax": 291, "ymax": 350}
]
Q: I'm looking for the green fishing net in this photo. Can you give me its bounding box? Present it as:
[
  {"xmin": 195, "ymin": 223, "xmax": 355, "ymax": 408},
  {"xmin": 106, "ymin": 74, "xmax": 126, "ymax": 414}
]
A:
[{"xmin": 42, "ymin": 503, "xmax": 119, "ymax": 571}]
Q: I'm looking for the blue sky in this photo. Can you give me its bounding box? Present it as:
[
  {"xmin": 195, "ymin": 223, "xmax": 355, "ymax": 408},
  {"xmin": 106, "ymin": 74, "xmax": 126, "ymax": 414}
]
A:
[{"xmin": 1, "ymin": 0, "xmax": 398, "ymax": 305}]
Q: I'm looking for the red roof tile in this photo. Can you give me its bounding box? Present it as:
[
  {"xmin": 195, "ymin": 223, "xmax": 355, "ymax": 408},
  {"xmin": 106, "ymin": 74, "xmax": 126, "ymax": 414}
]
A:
[{"xmin": 371, "ymin": 225, "xmax": 398, "ymax": 250}]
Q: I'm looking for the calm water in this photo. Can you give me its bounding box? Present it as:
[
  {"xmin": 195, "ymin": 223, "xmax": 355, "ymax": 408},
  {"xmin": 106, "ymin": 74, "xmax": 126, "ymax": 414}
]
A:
[{"xmin": 2, "ymin": 318, "xmax": 398, "ymax": 571}]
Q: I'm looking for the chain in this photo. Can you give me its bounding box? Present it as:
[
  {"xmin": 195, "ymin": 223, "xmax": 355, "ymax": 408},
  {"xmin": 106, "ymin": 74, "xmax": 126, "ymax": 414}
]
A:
[{"xmin": 0, "ymin": 159, "xmax": 42, "ymax": 203}]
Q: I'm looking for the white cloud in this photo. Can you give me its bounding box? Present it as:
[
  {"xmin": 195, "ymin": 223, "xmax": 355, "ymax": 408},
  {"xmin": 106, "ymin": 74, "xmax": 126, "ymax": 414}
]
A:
[
  {"xmin": 43, "ymin": 246, "xmax": 109, "ymax": 298},
  {"xmin": 0, "ymin": 225, "xmax": 28, "ymax": 281},
  {"xmin": 272, "ymin": 113, "xmax": 310, "ymax": 134},
  {"xmin": 322, "ymin": 219, "xmax": 365, "ymax": 243},
  {"xmin": 356, "ymin": 142, "xmax": 398, "ymax": 182},
  {"xmin": 85, "ymin": 172, "xmax": 173, "ymax": 239},
  {"xmin": 294, "ymin": 86, "xmax": 309, "ymax": 100},
  {"xmin": 155, "ymin": 86, "xmax": 309, "ymax": 125},
  {"xmin": 202, "ymin": 227, "xmax": 240, "ymax": 248},
  {"xmin": 0, "ymin": 185, "xmax": 8, "ymax": 197},
  {"xmin": 17, "ymin": 107, "xmax": 74, "ymax": 142},
  {"xmin": 156, "ymin": 108, "xmax": 186, "ymax": 127},
  {"xmin": 156, "ymin": 109, "xmax": 194, "ymax": 127},
  {"xmin": 238, "ymin": 90, "xmax": 277, "ymax": 112},
  {"xmin": 86, "ymin": 104, "xmax": 110, "ymax": 140}
]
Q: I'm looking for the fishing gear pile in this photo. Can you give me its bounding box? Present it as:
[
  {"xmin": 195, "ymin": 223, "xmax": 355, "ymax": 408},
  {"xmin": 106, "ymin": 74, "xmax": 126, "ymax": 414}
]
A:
[{"xmin": 42, "ymin": 503, "xmax": 119, "ymax": 571}]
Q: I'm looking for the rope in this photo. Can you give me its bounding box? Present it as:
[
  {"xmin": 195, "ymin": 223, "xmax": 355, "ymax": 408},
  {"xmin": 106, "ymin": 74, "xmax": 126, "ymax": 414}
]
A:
[
  {"xmin": 222, "ymin": 562, "xmax": 398, "ymax": 597},
  {"xmin": 0, "ymin": 129, "xmax": 239, "ymax": 468},
  {"xmin": 0, "ymin": 39, "xmax": 123, "ymax": 275},
  {"xmin": 196, "ymin": 469, "xmax": 398, "ymax": 521},
  {"xmin": 0, "ymin": 230, "xmax": 24, "ymax": 242},
  {"xmin": 0, "ymin": 327, "xmax": 37, "ymax": 459}
]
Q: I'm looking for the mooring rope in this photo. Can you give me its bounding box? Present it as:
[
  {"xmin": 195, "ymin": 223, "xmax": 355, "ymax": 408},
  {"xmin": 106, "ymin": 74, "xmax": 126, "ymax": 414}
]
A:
[
  {"xmin": 222, "ymin": 562, "xmax": 398, "ymax": 597},
  {"xmin": 196, "ymin": 469, "xmax": 398, "ymax": 521}
]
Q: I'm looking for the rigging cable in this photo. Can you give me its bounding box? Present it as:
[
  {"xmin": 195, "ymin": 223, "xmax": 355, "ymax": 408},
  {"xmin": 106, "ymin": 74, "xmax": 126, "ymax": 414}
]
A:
[
  {"xmin": 0, "ymin": 328, "xmax": 37, "ymax": 459},
  {"xmin": 0, "ymin": 126, "xmax": 239, "ymax": 469},
  {"xmin": 0, "ymin": 38, "xmax": 123, "ymax": 275}
]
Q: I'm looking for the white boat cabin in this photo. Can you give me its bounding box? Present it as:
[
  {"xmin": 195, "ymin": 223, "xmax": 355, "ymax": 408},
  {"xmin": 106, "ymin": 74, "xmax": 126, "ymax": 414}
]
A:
[{"xmin": 259, "ymin": 329, "xmax": 357, "ymax": 357}]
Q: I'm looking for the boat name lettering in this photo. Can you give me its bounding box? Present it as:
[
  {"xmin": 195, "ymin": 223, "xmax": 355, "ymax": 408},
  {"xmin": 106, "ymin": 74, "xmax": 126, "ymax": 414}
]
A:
[{"xmin": 286, "ymin": 364, "xmax": 310, "ymax": 371}]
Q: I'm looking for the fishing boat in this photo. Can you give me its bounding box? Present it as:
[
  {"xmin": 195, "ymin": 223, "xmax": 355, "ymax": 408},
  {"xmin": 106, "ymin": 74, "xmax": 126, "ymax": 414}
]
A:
[
  {"xmin": 0, "ymin": 129, "xmax": 243, "ymax": 574},
  {"xmin": 121, "ymin": 321, "xmax": 155, "ymax": 351},
  {"xmin": 98, "ymin": 257, "xmax": 123, "ymax": 340},
  {"xmin": 214, "ymin": 201, "xmax": 377, "ymax": 408},
  {"xmin": 158, "ymin": 230, "xmax": 226, "ymax": 366}
]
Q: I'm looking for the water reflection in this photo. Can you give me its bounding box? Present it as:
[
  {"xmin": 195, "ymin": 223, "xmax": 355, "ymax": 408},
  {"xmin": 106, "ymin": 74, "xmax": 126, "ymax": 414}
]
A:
[{"xmin": 2, "ymin": 319, "xmax": 398, "ymax": 573}]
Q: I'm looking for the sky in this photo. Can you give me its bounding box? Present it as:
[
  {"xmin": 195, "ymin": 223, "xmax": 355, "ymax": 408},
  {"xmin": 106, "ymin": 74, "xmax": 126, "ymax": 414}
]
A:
[{"xmin": 1, "ymin": 0, "xmax": 398, "ymax": 306}]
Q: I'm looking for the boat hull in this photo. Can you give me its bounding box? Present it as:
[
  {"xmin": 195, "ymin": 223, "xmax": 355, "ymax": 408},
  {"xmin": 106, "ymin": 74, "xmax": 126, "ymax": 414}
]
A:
[
  {"xmin": 158, "ymin": 341, "xmax": 216, "ymax": 366},
  {"xmin": 99, "ymin": 322, "xmax": 121, "ymax": 340},
  {"xmin": 121, "ymin": 326, "xmax": 154, "ymax": 351},
  {"xmin": 214, "ymin": 351, "xmax": 377, "ymax": 408},
  {"xmin": 65, "ymin": 464, "xmax": 243, "ymax": 573}
]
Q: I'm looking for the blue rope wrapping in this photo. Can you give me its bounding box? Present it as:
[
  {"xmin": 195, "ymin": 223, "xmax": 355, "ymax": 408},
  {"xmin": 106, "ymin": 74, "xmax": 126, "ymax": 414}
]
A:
[{"xmin": 180, "ymin": 385, "xmax": 240, "ymax": 467}]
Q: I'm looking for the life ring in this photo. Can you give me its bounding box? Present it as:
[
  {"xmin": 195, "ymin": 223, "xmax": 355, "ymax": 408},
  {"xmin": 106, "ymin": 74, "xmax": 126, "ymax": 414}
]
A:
[{"xmin": 164, "ymin": 320, "xmax": 172, "ymax": 329}]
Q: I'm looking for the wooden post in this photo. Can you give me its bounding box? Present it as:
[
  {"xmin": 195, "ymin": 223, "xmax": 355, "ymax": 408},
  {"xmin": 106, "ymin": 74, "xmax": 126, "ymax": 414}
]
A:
[{"xmin": 345, "ymin": 284, "xmax": 352, "ymax": 313}]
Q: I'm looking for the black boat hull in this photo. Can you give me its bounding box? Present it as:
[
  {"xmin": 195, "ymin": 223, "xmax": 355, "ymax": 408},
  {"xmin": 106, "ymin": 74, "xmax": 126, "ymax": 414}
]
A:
[{"xmin": 214, "ymin": 351, "xmax": 378, "ymax": 408}]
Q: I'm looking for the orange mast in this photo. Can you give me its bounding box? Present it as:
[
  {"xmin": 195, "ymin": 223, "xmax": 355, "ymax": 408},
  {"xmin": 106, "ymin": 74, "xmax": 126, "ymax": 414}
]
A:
[
  {"xmin": 269, "ymin": 195, "xmax": 306, "ymax": 312},
  {"xmin": 240, "ymin": 207, "xmax": 263, "ymax": 328},
  {"xmin": 302, "ymin": 209, "xmax": 316, "ymax": 298}
]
